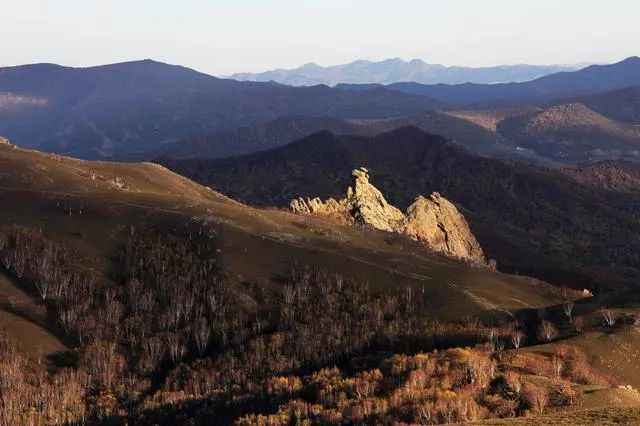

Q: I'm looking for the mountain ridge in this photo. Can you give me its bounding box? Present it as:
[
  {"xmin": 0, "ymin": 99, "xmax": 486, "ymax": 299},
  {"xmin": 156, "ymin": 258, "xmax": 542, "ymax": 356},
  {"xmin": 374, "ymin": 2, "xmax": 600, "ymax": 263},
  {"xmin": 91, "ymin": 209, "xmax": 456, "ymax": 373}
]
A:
[
  {"xmin": 339, "ymin": 57, "xmax": 640, "ymax": 107},
  {"xmin": 0, "ymin": 59, "xmax": 442, "ymax": 159},
  {"xmin": 231, "ymin": 57, "xmax": 581, "ymax": 86}
]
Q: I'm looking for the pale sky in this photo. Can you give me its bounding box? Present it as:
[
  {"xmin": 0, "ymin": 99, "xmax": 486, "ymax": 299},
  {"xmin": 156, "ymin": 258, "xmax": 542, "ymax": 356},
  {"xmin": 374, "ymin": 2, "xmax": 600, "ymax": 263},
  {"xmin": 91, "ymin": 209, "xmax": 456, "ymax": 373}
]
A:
[{"xmin": 2, "ymin": 0, "xmax": 639, "ymax": 76}]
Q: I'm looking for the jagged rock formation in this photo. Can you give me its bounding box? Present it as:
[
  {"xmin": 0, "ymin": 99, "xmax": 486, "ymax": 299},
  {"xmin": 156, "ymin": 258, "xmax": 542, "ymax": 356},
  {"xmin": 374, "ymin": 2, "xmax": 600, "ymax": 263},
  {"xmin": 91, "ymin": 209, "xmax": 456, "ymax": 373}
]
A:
[
  {"xmin": 345, "ymin": 168, "xmax": 406, "ymax": 232},
  {"xmin": 404, "ymin": 193, "xmax": 485, "ymax": 262},
  {"xmin": 0, "ymin": 136, "xmax": 11, "ymax": 146},
  {"xmin": 291, "ymin": 167, "xmax": 486, "ymax": 265},
  {"xmin": 289, "ymin": 197, "xmax": 347, "ymax": 218}
]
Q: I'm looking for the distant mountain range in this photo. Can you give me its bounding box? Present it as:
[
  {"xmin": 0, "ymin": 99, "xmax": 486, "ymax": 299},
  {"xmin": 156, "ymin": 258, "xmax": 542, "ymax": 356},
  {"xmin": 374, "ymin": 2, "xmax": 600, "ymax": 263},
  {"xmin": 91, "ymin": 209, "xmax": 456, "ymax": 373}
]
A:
[
  {"xmin": 0, "ymin": 60, "xmax": 440, "ymax": 159},
  {"xmin": 363, "ymin": 57, "xmax": 640, "ymax": 106},
  {"xmin": 2, "ymin": 57, "xmax": 640, "ymax": 161},
  {"xmin": 230, "ymin": 58, "xmax": 582, "ymax": 86}
]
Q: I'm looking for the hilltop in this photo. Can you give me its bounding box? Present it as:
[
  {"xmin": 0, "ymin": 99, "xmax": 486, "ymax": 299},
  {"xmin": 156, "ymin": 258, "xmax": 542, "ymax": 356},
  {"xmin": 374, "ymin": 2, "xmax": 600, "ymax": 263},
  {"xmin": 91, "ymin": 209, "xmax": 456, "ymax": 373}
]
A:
[{"xmin": 497, "ymin": 103, "xmax": 640, "ymax": 162}]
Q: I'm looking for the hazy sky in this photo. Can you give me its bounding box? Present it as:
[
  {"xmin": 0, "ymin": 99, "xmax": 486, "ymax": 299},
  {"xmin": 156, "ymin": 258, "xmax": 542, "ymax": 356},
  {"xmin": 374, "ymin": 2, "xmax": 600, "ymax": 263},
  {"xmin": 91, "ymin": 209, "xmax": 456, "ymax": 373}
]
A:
[{"xmin": 3, "ymin": 0, "xmax": 639, "ymax": 75}]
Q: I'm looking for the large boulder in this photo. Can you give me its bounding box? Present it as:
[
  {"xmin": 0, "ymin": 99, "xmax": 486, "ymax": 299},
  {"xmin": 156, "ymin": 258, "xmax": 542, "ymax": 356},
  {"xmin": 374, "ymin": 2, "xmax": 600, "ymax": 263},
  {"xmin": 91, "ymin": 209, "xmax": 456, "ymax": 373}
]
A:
[
  {"xmin": 345, "ymin": 167, "xmax": 406, "ymax": 232},
  {"xmin": 404, "ymin": 193, "xmax": 485, "ymax": 264},
  {"xmin": 290, "ymin": 167, "xmax": 487, "ymax": 265}
]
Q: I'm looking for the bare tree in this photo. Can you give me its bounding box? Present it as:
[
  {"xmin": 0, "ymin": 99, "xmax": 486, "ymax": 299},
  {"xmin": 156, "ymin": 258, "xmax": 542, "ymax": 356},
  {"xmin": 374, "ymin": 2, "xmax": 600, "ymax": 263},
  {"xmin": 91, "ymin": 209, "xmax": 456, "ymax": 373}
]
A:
[
  {"xmin": 144, "ymin": 336, "xmax": 165, "ymax": 370},
  {"xmin": 601, "ymin": 308, "xmax": 617, "ymax": 327},
  {"xmin": 537, "ymin": 320, "xmax": 557, "ymax": 342},
  {"xmin": 165, "ymin": 333, "xmax": 186, "ymax": 364},
  {"xmin": 552, "ymin": 356, "xmax": 563, "ymax": 379},
  {"xmin": 563, "ymin": 301, "xmax": 574, "ymax": 324},
  {"xmin": 511, "ymin": 331, "xmax": 524, "ymax": 349},
  {"xmin": 524, "ymin": 384, "xmax": 548, "ymax": 415},
  {"xmin": 192, "ymin": 317, "xmax": 211, "ymax": 356}
]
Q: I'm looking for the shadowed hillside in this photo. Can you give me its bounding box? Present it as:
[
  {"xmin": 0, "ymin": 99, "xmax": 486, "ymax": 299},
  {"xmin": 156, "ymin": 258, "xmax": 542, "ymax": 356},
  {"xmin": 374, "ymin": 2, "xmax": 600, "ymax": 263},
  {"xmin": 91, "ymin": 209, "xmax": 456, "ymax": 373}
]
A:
[
  {"xmin": 149, "ymin": 110, "xmax": 539, "ymax": 163},
  {"xmin": 159, "ymin": 127, "xmax": 640, "ymax": 291}
]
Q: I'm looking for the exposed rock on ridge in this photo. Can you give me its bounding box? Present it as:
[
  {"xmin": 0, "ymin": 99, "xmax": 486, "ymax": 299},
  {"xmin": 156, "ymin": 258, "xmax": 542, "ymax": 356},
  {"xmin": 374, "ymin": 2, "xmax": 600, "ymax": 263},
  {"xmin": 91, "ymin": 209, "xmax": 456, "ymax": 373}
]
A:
[{"xmin": 291, "ymin": 167, "xmax": 486, "ymax": 265}]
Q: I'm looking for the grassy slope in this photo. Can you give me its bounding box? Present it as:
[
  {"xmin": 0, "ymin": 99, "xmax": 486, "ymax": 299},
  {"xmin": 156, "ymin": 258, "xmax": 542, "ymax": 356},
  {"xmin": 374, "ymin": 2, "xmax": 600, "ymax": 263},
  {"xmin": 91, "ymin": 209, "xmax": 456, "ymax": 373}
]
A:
[
  {"xmin": 0, "ymin": 143, "xmax": 563, "ymax": 326},
  {"xmin": 0, "ymin": 272, "xmax": 67, "ymax": 367}
]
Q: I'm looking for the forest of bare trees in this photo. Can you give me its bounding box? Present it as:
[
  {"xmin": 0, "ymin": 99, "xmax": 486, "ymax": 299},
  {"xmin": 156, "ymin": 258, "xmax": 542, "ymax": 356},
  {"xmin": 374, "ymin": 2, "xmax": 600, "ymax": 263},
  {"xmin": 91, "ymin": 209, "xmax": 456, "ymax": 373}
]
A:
[{"xmin": 0, "ymin": 225, "xmax": 611, "ymax": 424}]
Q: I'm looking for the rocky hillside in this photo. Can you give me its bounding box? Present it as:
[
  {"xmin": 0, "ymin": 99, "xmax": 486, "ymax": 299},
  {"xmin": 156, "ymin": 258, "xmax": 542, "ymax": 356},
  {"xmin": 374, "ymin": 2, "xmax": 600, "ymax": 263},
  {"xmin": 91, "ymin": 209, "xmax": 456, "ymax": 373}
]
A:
[
  {"xmin": 159, "ymin": 127, "xmax": 640, "ymax": 291},
  {"xmin": 291, "ymin": 167, "xmax": 486, "ymax": 264}
]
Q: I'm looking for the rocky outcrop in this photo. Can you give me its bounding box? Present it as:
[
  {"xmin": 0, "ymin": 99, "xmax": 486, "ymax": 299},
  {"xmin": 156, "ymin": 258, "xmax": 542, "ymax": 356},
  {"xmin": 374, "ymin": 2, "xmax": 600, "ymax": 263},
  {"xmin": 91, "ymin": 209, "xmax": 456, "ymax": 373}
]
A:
[
  {"xmin": 289, "ymin": 196, "xmax": 347, "ymax": 219},
  {"xmin": 345, "ymin": 168, "xmax": 406, "ymax": 232},
  {"xmin": 0, "ymin": 136, "xmax": 11, "ymax": 146},
  {"xmin": 290, "ymin": 167, "xmax": 486, "ymax": 265},
  {"xmin": 404, "ymin": 193, "xmax": 485, "ymax": 263}
]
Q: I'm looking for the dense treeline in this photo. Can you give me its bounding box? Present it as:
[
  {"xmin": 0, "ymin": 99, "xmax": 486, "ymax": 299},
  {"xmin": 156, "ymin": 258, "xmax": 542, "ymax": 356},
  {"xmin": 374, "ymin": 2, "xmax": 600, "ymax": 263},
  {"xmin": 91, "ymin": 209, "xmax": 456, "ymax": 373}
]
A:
[{"xmin": 0, "ymin": 225, "xmax": 608, "ymax": 424}]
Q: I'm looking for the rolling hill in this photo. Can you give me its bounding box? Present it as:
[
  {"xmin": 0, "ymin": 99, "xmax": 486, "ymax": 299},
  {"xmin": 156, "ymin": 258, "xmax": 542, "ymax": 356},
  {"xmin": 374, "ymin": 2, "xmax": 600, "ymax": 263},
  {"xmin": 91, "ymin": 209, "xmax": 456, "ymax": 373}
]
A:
[
  {"xmin": 0, "ymin": 136, "xmax": 564, "ymax": 323},
  {"xmin": 497, "ymin": 103, "xmax": 640, "ymax": 162},
  {"xmin": 1, "ymin": 136, "xmax": 586, "ymax": 423},
  {"xmin": 0, "ymin": 60, "xmax": 441, "ymax": 159},
  {"xmin": 4, "ymin": 136, "xmax": 640, "ymax": 424},
  {"xmin": 158, "ymin": 127, "xmax": 640, "ymax": 292},
  {"xmin": 550, "ymin": 85, "xmax": 640, "ymax": 124},
  {"xmin": 149, "ymin": 110, "xmax": 538, "ymax": 163}
]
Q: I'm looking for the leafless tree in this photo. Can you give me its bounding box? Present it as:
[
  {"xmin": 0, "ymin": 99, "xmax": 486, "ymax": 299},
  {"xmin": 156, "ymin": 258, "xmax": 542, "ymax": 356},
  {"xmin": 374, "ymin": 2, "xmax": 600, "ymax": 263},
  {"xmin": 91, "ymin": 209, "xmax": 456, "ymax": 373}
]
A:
[
  {"xmin": 511, "ymin": 331, "xmax": 524, "ymax": 349},
  {"xmin": 552, "ymin": 356, "xmax": 563, "ymax": 379},
  {"xmin": 537, "ymin": 320, "xmax": 557, "ymax": 342},
  {"xmin": 563, "ymin": 301, "xmax": 574, "ymax": 324},
  {"xmin": 145, "ymin": 336, "xmax": 165, "ymax": 369},
  {"xmin": 165, "ymin": 333, "xmax": 186, "ymax": 364},
  {"xmin": 601, "ymin": 308, "xmax": 617, "ymax": 327},
  {"xmin": 192, "ymin": 317, "xmax": 211, "ymax": 356}
]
